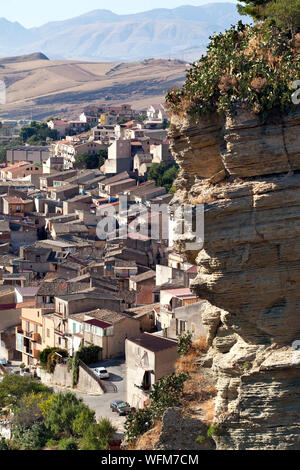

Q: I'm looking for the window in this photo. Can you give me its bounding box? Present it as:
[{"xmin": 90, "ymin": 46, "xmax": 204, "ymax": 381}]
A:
[{"xmin": 180, "ymin": 320, "xmax": 186, "ymax": 334}]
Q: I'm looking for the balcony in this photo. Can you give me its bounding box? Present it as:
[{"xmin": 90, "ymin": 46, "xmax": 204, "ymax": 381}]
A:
[
  {"xmin": 15, "ymin": 327, "xmax": 41, "ymax": 343},
  {"xmin": 32, "ymin": 333, "xmax": 41, "ymax": 343}
]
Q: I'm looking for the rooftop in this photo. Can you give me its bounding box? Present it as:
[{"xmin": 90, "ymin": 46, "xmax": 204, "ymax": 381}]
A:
[
  {"xmin": 70, "ymin": 309, "xmax": 131, "ymax": 325},
  {"xmin": 15, "ymin": 287, "xmax": 39, "ymax": 297},
  {"xmin": 127, "ymin": 333, "xmax": 177, "ymax": 353},
  {"xmin": 84, "ymin": 318, "xmax": 112, "ymax": 329},
  {"xmin": 130, "ymin": 270, "xmax": 156, "ymax": 283}
]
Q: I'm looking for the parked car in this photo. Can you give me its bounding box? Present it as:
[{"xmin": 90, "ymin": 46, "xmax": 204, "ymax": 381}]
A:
[
  {"xmin": 94, "ymin": 367, "xmax": 110, "ymax": 379},
  {"xmin": 110, "ymin": 400, "xmax": 131, "ymax": 416},
  {"xmin": 0, "ymin": 358, "xmax": 7, "ymax": 366}
]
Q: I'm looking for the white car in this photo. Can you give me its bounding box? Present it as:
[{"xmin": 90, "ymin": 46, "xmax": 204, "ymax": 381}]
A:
[{"xmin": 94, "ymin": 367, "xmax": 110, "ymax": 380}]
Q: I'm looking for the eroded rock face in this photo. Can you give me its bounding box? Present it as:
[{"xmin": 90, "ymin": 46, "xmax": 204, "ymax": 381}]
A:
[
  {"xmin": 170, "ymin": 107, "xmax": 300, "ymax": 449},
  {"xmin": 155, "ymin": 407, "xmax": 214, "ymax": 450}
]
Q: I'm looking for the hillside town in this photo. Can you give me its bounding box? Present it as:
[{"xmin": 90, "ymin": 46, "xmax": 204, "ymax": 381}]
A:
[{"xmin": 0, "ymin": 101, "xmax": 204, "ymax": 444}]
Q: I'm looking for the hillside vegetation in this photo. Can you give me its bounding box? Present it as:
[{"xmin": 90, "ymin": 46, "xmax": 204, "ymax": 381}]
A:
[{"xmin": 167, "ymin": 2, "xmax": 300, "ymax": 121}]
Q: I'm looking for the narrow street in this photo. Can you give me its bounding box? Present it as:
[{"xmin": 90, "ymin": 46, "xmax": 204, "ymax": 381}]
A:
[{"xmin": 53, "ymin": 357, "xmax": 127, "ymax": 436}]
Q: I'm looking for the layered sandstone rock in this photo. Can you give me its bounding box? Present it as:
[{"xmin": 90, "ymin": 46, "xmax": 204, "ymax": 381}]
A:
[{"xmin": 170, "ymin": 106, "xmax": 300, "ymax": 449}]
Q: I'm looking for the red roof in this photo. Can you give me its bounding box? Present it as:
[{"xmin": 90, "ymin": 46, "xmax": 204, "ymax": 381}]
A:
[
  {"xmin": 85, "ymin": 318, "xmax": 112, "ymax": 329},
  {"xmin": 163, "ymin": 288, "xmax": 196, "ymax": 298},
  {"xmin": 2, "ymin": 161, "xmax": 28, "ymax": 172},
  {"xmin": 123, "ymin": 120, "xmax": 135, "ymax": 127},
  {"xmin": 187, "ymin": 266, "xmax": 197, "ymax": 273},
  {"xmin": 3, "ymin": 197, "xmax": 25, "ymax": 204}
]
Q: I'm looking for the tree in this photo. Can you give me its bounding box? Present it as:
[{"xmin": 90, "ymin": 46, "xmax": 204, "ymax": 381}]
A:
[
  {"xmin": 264, "ymin": 0, "xmax": 300, "ymax": 35},
  {"xmin": 148, "ymin": 161, "xmax": 178, "ymax": 193},
  {"xmin": 177, "ymin": 331, "xmax": 193, "ymax": 356},
  {"xmin": 149, "ymin": 373, "xmax": 190, "ymax": 420},
  {"xmin": 13, "ymin": 391, "xmax": 53, "ymax": 429},
  {"xmin": 160, "ymin": 165, "xmax": 179, "ymax": 193},
  {"xmin": 0, "ymin": 438, "xmax": 9, "ymax": 450},
  {"xmin": 58, "ymin": 437, "xmax": 78, "ymax": 451},
  {"xmin": 72, "ymin": 407, "xmax": 96, "ymax": 437},
  {"xmin": 45, "ymin": 392, "xmax": 95, "ymax": 438},
  {"xmin": 124, "ymin": 408, "xmax": 153, "ymax": 444},
  {"xmin": 0, "ymin": 375, "xmax": 51, "ymax": 408},
  {"xmin": 13, "ymin": 422, "xmax": 50, "ymax": 450},
  {"xmin": 18, "ymin": 121, "xmax": 58, "ymax": 145},
  {"xmin": 237, "ymin": 0, "xmax": 300, "ymax": 34},
  {"xmin": 79, "ymin": 419, "xmax": 116, "ymax": 450},
  {"xmin": 75, "ymin": 149, "xmax": 107, "ymax": 169},
  {"xmin": 237, "ymin": 0, "xmax": 273, "ymax": 19}
]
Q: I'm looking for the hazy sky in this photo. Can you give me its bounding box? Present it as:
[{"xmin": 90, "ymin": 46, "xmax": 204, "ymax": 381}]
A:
[{"xmin": 1, "ymin": 0, "xmax": 238, "ymax": 28}]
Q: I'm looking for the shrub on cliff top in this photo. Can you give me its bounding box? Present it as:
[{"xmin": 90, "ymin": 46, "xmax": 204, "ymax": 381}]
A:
[
  {"xmin": 237, "ymin": 0, "xmax": 300, "ymax": 35},
  {"xmin": 166, "ymin": 21, "xmax": 299, "ymax": 122}
]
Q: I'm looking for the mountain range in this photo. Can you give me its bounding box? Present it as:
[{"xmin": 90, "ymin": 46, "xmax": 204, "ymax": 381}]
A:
[{"xmin": 0, "ymin": 3, "xmax": 247, "ymax": 62}]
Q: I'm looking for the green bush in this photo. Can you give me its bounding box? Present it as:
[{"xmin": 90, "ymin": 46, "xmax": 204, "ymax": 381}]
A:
[
  {"xmin": 237, "ymin": 0, "xmax": 300, "ymax": 34},
  {"xmin": 0, "ymin": 438, "xmax": 10, "ymax": 450},
  {"xmin": 195, "ymin": 435, "xmax": 207, "ymax": 444},
  {"xmin": 58, "ymin": 438, "xmax": 78, "ymax": 451},
  {"xmin": 78, "ymin": 345, "xmax": 102, "ymax": 365},
  {"xmin": 45, "ymin": 438, "xmax": 59, "ymax": 449},
  {"xmin": 166, "ymin": 21, "xmax": 299, "ymax": 122},
  {"xmin": 39, "ymin": 347, "xmax": 67, "ymax": 369},
  {"xmin": 19, "ymin": 121, "xmax": 58, "ymax": 145},
  {"xmin": 148, "ymin": 162, "xmax": 179, "ymax": 193},
  {"xmin": 75, "ymin": 150, "xmax": 107, "ymax": 170},
  {"xmin": 72, "ymin": 407, "xmax": 96, "ymax": 437},
  {"xmin": 241, "ymin": 361, "xmax": 252, "ymax": 370},
  {"xmin": 0, "ymin": 375, "xmax": 51, "ymax": 408},
  {"xmin": 125, "ymin": 372, "xmax": 190, "ymax": 443},
  {"xmin": 72, "ymin": 352, "xmax": 80, "ymax": 388},
  {"xmin": 124, "ymin": 408, "xmax": 153, "ymax": 443},
  {"xmin": 45, "ymin": 392, "xmax": 95, "ymax": 438},
  {"xmin": 149, "ymin": 372, "xmax": 190, "ymax": 420},
  {"xmin": 177, "ymin": 331, "xmax": 193, "ymax": 356},
  {"xmin": 13, "ymin": 422, "xmax": 50, "ymax": 450},
  {"xmin": 79, "ymin": 419, "xmax": 116, "ymax": 450},
  {"xmin": 207, "ymin": 424, "xmax": 221, "ymax": 438},
  {"xmin": 45, "ymin": 348, "xmax": 68, "ymax": 373}
]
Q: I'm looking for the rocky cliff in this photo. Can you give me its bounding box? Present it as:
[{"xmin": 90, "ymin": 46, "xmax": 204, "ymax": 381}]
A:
[{"xmin": 169, "ymin": 106, "xmax": 300, "ymax": 449}]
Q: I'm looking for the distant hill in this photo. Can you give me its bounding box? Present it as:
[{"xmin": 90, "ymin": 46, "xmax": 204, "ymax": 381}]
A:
[
  {"xmin": 0, "ymin": 57, "xmax": 187, "ymax": 120},
  {"xmin": 0, "ymin": 52, "xmax": 49, "ymax": 64},
  {"xmin": 0, "ymin": 3, "xmax": 248, "ymax": 62}
]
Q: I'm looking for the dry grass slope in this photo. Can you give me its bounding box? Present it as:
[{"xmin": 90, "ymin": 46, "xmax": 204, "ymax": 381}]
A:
[{"xmin": 0, "ymin": 56, "xmax": 186, "ymax": 120}]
